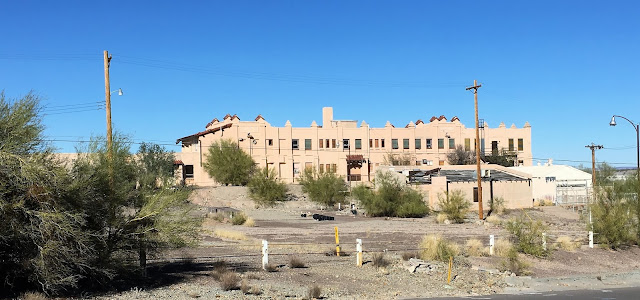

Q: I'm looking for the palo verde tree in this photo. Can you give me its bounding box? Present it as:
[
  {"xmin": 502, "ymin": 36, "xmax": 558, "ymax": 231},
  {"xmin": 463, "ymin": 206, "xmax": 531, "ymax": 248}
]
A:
[
  {"xmin": 446, "ymin": 145, "xmax": 475, "ymax": 165},
  {"xmin": 0, "ymin": 91, "xmax": 95, "ymax": 296},
  {"xmin": 248, "ymin": 167, "xmax": 288, "ymax": 207},
  {"xmin": 203, "ymin": 139, "xmax": 255, "ymax": 186},
  {"xmin": 352, "ymin": 170, "xmax": 430, "ymax": 218},
  {"xmin": 299, "ymin": 167, "xmax": 348, "ymax": 207}
]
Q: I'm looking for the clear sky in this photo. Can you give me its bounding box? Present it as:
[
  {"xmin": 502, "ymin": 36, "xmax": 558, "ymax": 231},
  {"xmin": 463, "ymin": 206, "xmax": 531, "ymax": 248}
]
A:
[{"xmin": 1, "ymin": 1, "xmax": 639, "ymax": 168}]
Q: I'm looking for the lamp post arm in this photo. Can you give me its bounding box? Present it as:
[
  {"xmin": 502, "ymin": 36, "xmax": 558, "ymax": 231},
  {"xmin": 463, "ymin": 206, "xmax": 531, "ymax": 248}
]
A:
[{"xmin": 613, "ymin": 115, "xmax": 639, "ymax": 133}]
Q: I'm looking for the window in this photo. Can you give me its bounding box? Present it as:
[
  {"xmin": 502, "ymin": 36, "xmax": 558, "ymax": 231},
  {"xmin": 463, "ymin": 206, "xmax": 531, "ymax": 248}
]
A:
[
  {"xmin": 355, "ymin": 139, "xmax": 362, "ymax": 149},
  {"xmin": 319, "ymin": 139, "xmax": 323, "ymax": 149},
  {"xmin": 508, "ymin": 139, "xmax": 514, "ymax": 151},
  {"xmin": 465, "ymin": 138, "xmax": 471, "ymax": 151},
  {"xmin": 438, "ymin": 138, "xmax": 444, "ymax": 149},
  {"xmin": 403, "ymin": 139, "xmax": 409, "ymax": 149},
  {"xmin": 267, "ymin": 139, "xmax": 273, "ymax": 146},
  {"xmin": 184, "ymin": 165, "xmax": 194, "ymax": 178},
  {"xmin": 319, "ymin": 164, "xmax": 324, "ymax": 173},
  {"xmin": 375, "ymin": 139, "xmax": 379, "ymax": 148},
  {"xmin": 331, "ymin": 164, "xmax": 337, "ymax": 173},
  {"xmin": 422, "ymin": 159, "xmax": 433, "ymax": 166},
  {"xmin": 415, "ymin": 139, "xmax": 421, "ymax": 149},
  {"xmin": 369, "ymin": 139, "xmax": 373, "ymax": 148},
  {"xmin": 305, "ymin": 162, "xmax": 312, "ymax": 170},
  {"xmin": 343, "ymin": 139, "xmax": 350, "ymax": 149},
  {"xmin": 392, "ymin": 139, "xmax": 399, "ymax": 149},
  {"xmin": 426, "ymin": 139, "xmax": 432, "ymax": 149},
  {"xmin": 518, "ymin": 138, "xmax": 524, "ymax": 151},
  {"xmin": 292, "ymin": 139, "xmax": 299, "ymax": 150},
  {"xmin": 332, "ymin": 139, "xmax": 336, "ymax": 148},
  {"xmin": 439, "ymin": 160, "xmax": 445, "ymax": 166},
  {"xmin": 545, "ymin": 176, "xmax": 556, "ymax": 182},
  {"xmin": 326, "ymin": 139, "xmax": 330, "ymax": 148},
  {"xmin": 305, "ymin": 139, "xmax": 312, "ymax": 150},
  {"xmin": 381, "ymin": 139, "xmax": 385, "ymax": 148},
  {"xmin": 473, "ymin": 187, "xmax": 479, "ymax": 202},
  {"xmin": 491, "ymin": 141, "xmax": 498, "ymax": 155},
  {"xmin": 449, "ymin": 138, "xmax": 455, "ymax": 149}
]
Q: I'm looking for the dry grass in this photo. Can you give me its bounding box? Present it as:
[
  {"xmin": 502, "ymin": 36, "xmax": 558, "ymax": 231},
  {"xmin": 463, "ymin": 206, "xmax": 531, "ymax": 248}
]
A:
[
  {"xmin": 436, "ymin": 213, "xmax": 449, "ymax": 224},
  {"xmin": 494, "ymin": 239, "xmax": 513, "ymax": 257},
  {"xmin": 307, "ymin": 285, "xmax": 322, "ymax": 299},
  {"xmin": 219, "ymin": 272, "xmax": 240, "ymax": 291},
  {"xmin": 289, "ymin": 256, "xmax": 306, "ymax": 268},
  {"xmin": 486, "ymin": 215, "xmax": 502, "ymax": 225},
  {"xmin": 243, "ymin": 217, "xmax": 256, "ymax": 227},
  {"xmin": 556, "ymin": 235, "xmax": 580, "ymax": 251},
  {"xmin": 534, "ymin": 199, "xmax": 554, "ymax": 207},
  {"xmin": 465, "ymin": 239, "xmax": 486, "ymax": 257},
  {"xmin": 246, "ymin": 273, "xmax": 261, "ymax": 280},
  {"xmin": 264, "ymin": 263, "xmax": 278, "ymax": 272},
  {"xmin": 21, "ymin": 292, "xmax": 47, "ymax": 300},
  {"xmin": 402, "ymin": 251, "xmax": 418, "ymax": 261},
  {"xmin": 214, "ymin": 229, "xmax": 248, "ymax": 240},
  {"xmin": 419, "ymin": 234, "xmax": 460, "ymax": 262},
  {"xmin": 371, "ymin": 252, "xmax": 390, "ymax": 268},
  {"xmin": 240, "ymin": 279, "xmax": 251, "ymax": 294}
]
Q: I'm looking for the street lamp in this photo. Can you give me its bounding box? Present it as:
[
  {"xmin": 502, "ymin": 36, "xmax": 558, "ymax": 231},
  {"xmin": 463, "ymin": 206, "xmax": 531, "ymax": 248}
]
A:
[{"xmin": 609, "ymin": 115, "xmax": 640, "ymax": 177}]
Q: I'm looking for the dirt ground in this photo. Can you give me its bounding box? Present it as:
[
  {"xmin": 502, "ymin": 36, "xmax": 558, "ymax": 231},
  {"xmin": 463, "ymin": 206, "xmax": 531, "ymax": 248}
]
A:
[{"xmin": 93, "ymin": 186, "xmax": 640, "ymax": 299}]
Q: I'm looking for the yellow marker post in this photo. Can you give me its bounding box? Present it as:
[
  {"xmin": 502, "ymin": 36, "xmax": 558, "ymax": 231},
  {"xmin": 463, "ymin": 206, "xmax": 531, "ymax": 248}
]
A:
[
  {"xmin": 447, "ymin": 256, "xmax": 453, "ymax": 283},
  {"xmin": 334, "ymin": 226, "xmax": 341, "ymax": 257}
]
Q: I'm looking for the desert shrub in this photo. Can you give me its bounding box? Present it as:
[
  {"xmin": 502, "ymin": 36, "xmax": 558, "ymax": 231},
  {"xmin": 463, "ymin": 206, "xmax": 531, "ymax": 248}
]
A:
[
  {"xmin": 371, "ymin": 253, "xmax": 390, "ymax": 268},
  {"xmin": 555, "ymin": 236, "xmax": 579, "ymax": 251},
  {"xmin": 240, "ymin": 279, "xmax": 251, "ymax": 294},
  {"xmin": 244, "ymin": 217, "xmax": 256, "ymax": 227},
  {"xmin": 299, "ymin": 167, "xmax": 348, "ymax": 207},
  {"xmin": 248, "ymin": 167, "xmax": 288, "ymax": 207},
  {"xmin": 438, "ymin": 189, "xmax": 471, "ymax": 223},
  {"xmin": 419, "ymin": 234, "xmax": 460, "ymax": 262},
  {"xmin": 500, "ymin": 248, "xmax": 529, "ymax": 275},
  {"xmin": 589, "ymin": 187, "xmax": 637, "ymax": 249},
  {"xmin": 231, "ymin": 212, "xmax": 247, "ymax": 225},
  {"xmin": 534, "ymin": 199, "xmax": 554, "ymax": 206},
  {"xmin": 402, "ymin": 252, "xmax": 418, "ymax": 261},
  {"xmin": 494, "ymin": 239, "xmax": 513, "ymax": 257},
  {"xmin": 210, "ymin": 212, "xmax": 227, "ymax": 223},
  {"xmin": 307, "ymin": 285, "xmax": 321, "ymax": 299},
  {"xmin": 214, "ymin": 229, "xmax": 247, "ymax": 240},
  {"xmin": 352, "ymin": 170, "xmax": 429, "ymax": 218},
  {"xmin": 20, "ymin": 292, "xmax": 47, "ymax": 300},
  {"xmin": 264, "ymin": 263, "xmax": 278, "ymax": 272},
  {"xmin": 490, "ymin": 197, "xmax": 506, "ymax": 215},
  {"xmin": 486, "ymin": 215, "xmax": 502, "ymax": 225},
  {"xmin": 465, "ymin": 239, "xmax": 485, "ymax": 257},
  {"xmin": 506, "ymin": 215, "xmax": 549, "ymax": 257},
  {"xmin": 289, "ymin": 257, "xmax": 305, "ymax": 268},
  {"xmin": 447, "ymin": 145, "xmax": 475, "ymax": 165},
  {"xmin": 219, "ymin": 272, "xmax": 240, "ymax": 291},
  {"xmin": 203, "ymin": 139, "xmax": 255, "ymax": 186},
  {"xmin": 436, "ymin": 213, "xmax": 449, "ymax": 224}
]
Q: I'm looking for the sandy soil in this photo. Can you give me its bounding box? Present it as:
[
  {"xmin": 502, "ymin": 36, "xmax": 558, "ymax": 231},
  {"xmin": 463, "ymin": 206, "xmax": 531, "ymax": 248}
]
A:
[{"xmin": 92, "ymin": 186, "xmax": 640, "ymax": 299}]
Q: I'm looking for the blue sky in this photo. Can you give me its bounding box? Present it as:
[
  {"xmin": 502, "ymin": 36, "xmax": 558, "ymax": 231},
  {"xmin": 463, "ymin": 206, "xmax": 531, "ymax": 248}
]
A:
[{"xmin": 1, "ymin": 1, "xmax": 639, "ymax": 167}]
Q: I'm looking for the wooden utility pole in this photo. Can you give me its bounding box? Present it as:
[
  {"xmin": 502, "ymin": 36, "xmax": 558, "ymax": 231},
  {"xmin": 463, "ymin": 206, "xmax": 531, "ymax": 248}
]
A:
[
  {"xmin": 104, "ymin": 50, "xmax": 113, "ymax": 157},
  {"xmin": 585, "ymin": 143, "xmax": 603, "ymax": 188},
  {"xmin": 466, "ymin": 80, "xmax": 483, "ymax": 219}
]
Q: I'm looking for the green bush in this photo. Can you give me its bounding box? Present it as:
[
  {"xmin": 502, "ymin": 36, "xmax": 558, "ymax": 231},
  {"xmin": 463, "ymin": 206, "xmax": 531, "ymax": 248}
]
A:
[
  {"xmin": 490, "ymin": 196, "xmax": 506, "ymax": 215},
  {"xmin": 500, "ymin": 248, "xmax": 530, "ymax": 275},
  {"xmin": 231, "ymin": 212, "xmax": 247, "ymax": 225},
  {"xmin": 352, "ymin": 170, "xmax": 429, "ymax": 218},
  {"xmin": 299, "ymin": 168, "xmax": 348, "ymax": 207},
  {"xmin": 437, "ymin": 190, "xmax": 471, "ymax": 223},
  {"xmin": 419, "ymin": 234, "xmax": 460, "ymax": 262},
  {"xmin": 203, "ymin": 139, "xmax": 255, "ymax": 186},
  {"xmin": 589, "ymin": 187, "xmax": 637, "ymax": 249},
  {"xmin": 248, "ymin": 167, "xmax": 288, "ymax": 207},
  {"xmin": 505, "ymin": 214, "xmax": 549, "ymax": 257}
]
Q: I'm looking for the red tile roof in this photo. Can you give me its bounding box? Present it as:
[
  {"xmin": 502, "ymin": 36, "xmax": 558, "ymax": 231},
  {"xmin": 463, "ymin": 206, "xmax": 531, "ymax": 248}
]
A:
[
  {"xmin": 174, "ymin": 160, "xmax": 183, "ymax": 165},
  {"xmin": 176, "ymin": 123, "xmax": 233, "ymax": 144},
  {"xmin": 206, "ymin": 118, "xmax": 220, "ymax": 128}
]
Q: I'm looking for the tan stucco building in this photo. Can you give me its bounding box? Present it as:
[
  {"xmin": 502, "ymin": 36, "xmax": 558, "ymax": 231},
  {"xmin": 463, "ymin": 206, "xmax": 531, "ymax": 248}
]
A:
[{"xmin": 175, "ymin": 107, "xmax": 532, "ymax": 186}]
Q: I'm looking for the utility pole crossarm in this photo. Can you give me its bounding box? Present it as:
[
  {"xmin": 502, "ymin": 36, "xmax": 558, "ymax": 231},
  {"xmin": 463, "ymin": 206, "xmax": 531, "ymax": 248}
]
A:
[{"xmin": 585, "ymin": 143, "xmax": 603, "ymax": 190}]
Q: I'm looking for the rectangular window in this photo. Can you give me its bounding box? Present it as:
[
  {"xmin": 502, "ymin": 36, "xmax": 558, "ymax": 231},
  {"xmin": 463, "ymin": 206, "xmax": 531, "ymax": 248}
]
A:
[
  {"xmin": 473, "ymin": 187, "xmax": 479, "ymax": 202},
  {"xmin": 331, "ymin": 164, "xmax": 337, "ymax": 173},
  {"xmin": 305, "ymin": 162, "xmax": 312, "ymax": 170},
  {"xmin": 518, "ymin": 138, "xmax": 524, "ymax": 151},
  {"xmin": 332, "ymin": 139, "xmax": 336, "ymax": 148},
  {"xmin": 403, "ymin": 139, "xmax": 410, "ymax": 149},
  {"xmin": 184, "ymin": 165, "xmax": 194, "ymax": 178},
  {"xmin": 508, "ymin": 139, "xmax": 514, "ymax": 151},
  {"xmin": 449, "ymin": 138, "xmax": 455, "ymax": 149},
  {"xmin": 426, "ymin": 139, "xmax": 432, "ymax": 149},
  {"xmin": 355, "ymin": 139, "xmax": 362, "ymax": 149},
  {"xmin": 292, "ymin": 139, "xmax": 299, "ymax": 150},
  {"xmin": 319, "ymin": 139, "xmax": 323, "ymax": 149},
  {"xmin": 392, "ymin": 139, "xmax": 399, "ymax": 149},
  {"xmin": 438, "ymin": 138, "xmax": 444, "ymax": 149},
  {"xmin": 319, "ymin": 164, "xmax": 324, "ymax": 173},
  {"xmin": 369, "ymin": 139, "xmax": 373, "ymax": 148},
  {"xmin": 305, "ymin": 139, "xmax": 312, "ymax": 150},
  {"xmin": 415, "ymin": 139, "xmax": 421, "ymax": 149},
  {"xmin": 439, "ymin": 160, "xmax": 445, "ymax": 166},
  {"xmin": 381, "ymin": 139, "xmax": 385, "ymax": 148},
  {"xmin": 375, "ymin": 139, "xmax": 379, "ymax": 148},
  {"xmin": 267, "ymin": 139, "xmax": 273, "ymax": 146},
  {"xmin": 326, "ymin": 139, "xmax": 330, "ymax": 148},
  {"xmin": 343, "ymin": 139, "xmax": 350, "ymax": 149},
  {"xmin": 492, "ymin": 141, "xmax": 498, "ymax": 155},
  {"xmin": 465, "ymin": 138, "xmax": 471, "ymax": 151}
]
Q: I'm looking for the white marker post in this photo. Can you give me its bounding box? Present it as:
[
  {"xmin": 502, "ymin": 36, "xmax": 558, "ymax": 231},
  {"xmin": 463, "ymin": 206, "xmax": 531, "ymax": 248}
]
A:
[
  {"xmin": 356, "ymin": 239, "xmax": 363, "ymax": 267},
  {"xmin": 489, "ymin": 235, "xmax": 495, "ymax": 256},
  {"xmin": 589, "ymin": 231, "xmax": 594, "ymax": 248},
  {"xmin": 542, "ymin": 233, "xmax": 547, "ymax": 251},
  {"xmin": 262, "ymin": 240, "xmax": 269, "ymax": 270}
]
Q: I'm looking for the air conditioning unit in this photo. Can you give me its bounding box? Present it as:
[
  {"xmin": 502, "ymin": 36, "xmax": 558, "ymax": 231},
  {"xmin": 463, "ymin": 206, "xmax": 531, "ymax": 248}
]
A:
[{"xmin": 482, "ymin": 169, "xmax": 491, "ymax": 177}]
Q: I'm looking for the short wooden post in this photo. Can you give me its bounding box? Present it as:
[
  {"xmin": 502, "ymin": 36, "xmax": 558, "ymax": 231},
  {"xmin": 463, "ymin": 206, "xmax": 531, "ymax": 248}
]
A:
[
  {"xmin": 542, "ymin": 233, "xmax": 547, "ymax": 251},
  {"xmin": 356, "ymin": 239, "xmax": 363, "ymax": 267},
  {"xmin": 262, "ymin": 240, "xmax": 269, "ymax": 270},
  {"xmin": 335, "ymin": 226, "xmax": 341, "ymax": 256},
  {"xmin": 489, "ymin": 235, "xmax": 495, "ymax": 256},
  {"xmin": 589, "ymin": 231, "xmax": 594, "ymax": 248}
]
